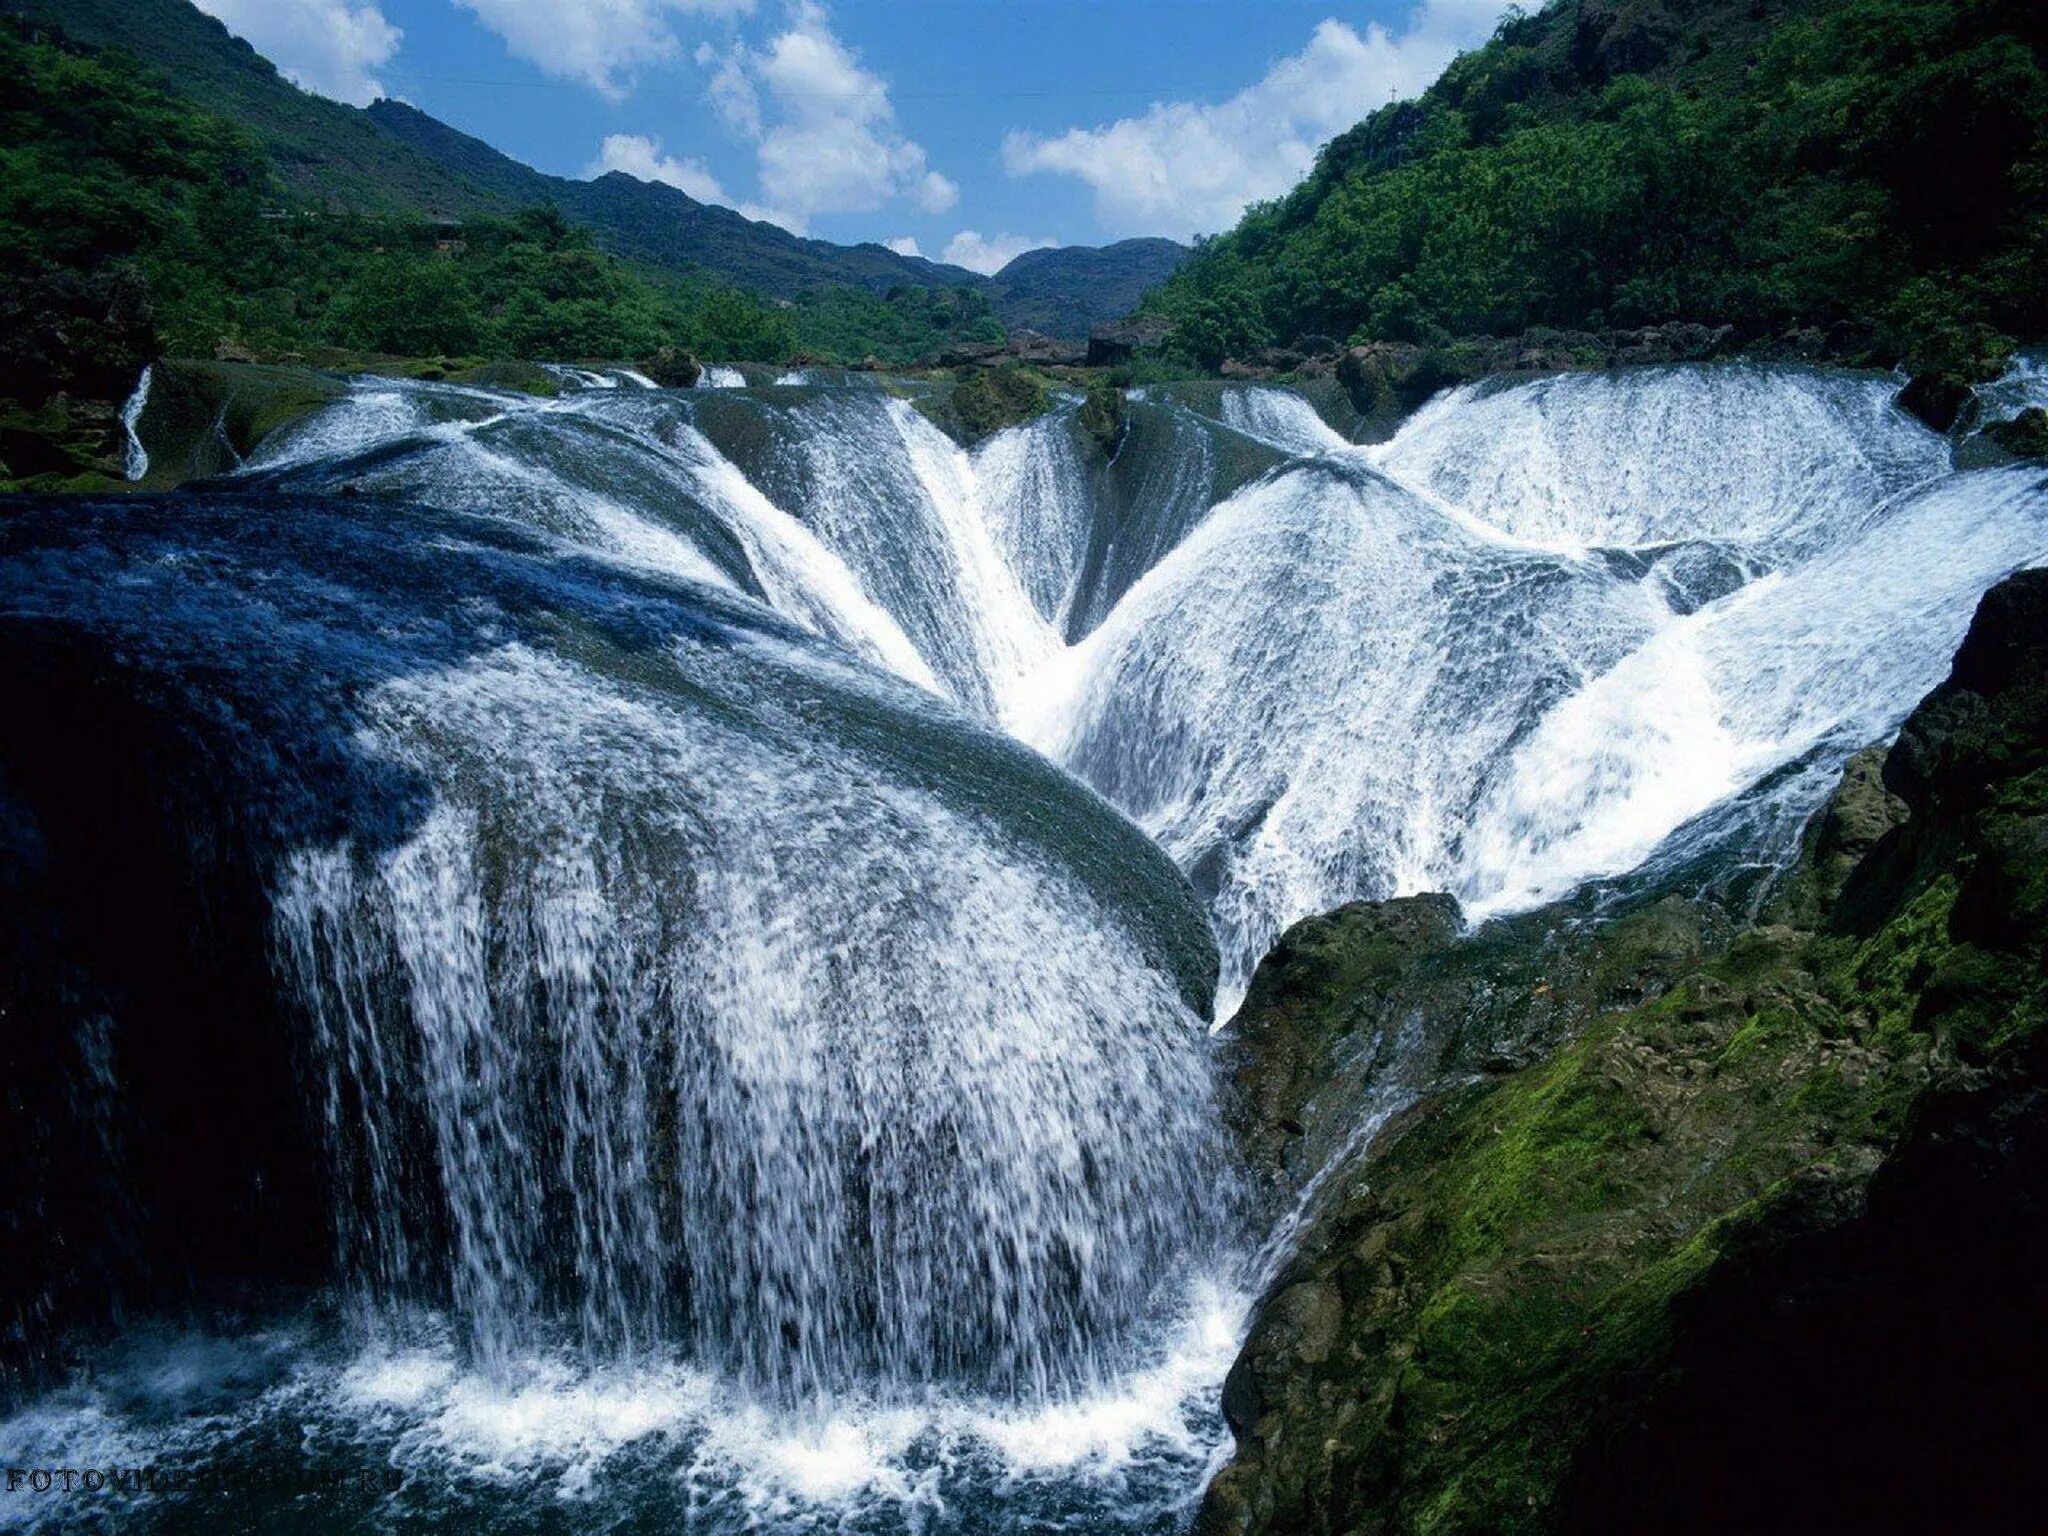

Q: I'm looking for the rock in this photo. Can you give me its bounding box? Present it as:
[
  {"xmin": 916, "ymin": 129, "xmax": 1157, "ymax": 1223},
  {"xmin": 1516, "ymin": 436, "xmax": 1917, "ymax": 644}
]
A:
[
  {"xmin": 1290, "ymin": 334, "xmax": 1341, "ymax": 358},
  {"xmin": 1898, "ymin": 370, "xmax": 1974, "ymax": 432},
  {"xmin": 1077, "ymin": 380, "xmax": 1127, "ymax": 459},
  {"xmin": 1986, "ymin": 406, "xmax": 2048, "ymax": 459},
  {"xmin": 640, "ymin": 345, "xmax": 702, "ymax": 389},
  {"xmin": 1201, "ymin": 570, "xmax": 2048, "ymax": 1536},
  {"xmin": 1251, "ymin": 347, "xmax": 1306, "ymax": 372},
  {"xmin": 915, "ymin": 365, "xmax": 1052, "ymax": 445},
  {"xmin": 128, "ymin": 359, "xmax": 345, "ymax": 486},
  {"xmin": 935, "ymin": 339, "xmax": 1007, "ymax": 368},
  {"xmin": 1335, "ymin": 341, "xmax": 1432, "ymax": 418},
  {"xmin": 1086, "ymin": 313, "xmax": 1176, "ymax": 367},
  {"xmin": 213, "ymin": 338, "xmax": 261, "ymax": 365},
  {"xmin": 1003, "ymin": 329, "xmax": 1085, "ymax": 366}
]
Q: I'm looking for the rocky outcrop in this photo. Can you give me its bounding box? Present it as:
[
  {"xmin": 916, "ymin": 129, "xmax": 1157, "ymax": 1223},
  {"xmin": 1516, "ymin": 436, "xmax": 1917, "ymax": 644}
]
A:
[
  {"xmin": 1086, "ymin": 313, "xmax": 1176, "ymax": 367},
  {"xmin": 639, "ymin": 344, "xmax": 702, "ymax": 389},
  {"xmin": 1077, "ymin": 379, "xmax": 1128, "ymax": 459},
  {"xmin": 1986, "ymin": 405, "xmax": 2048, "ymax": 459},
  {"xmin": 1899, "ymin": 369, "xmax": 1975, "ymax": 432},
  {"xmin": 1202, "ymin": 569, "xmax": 2048, "ymax": 1536},
  {"xmin": 913, "ymin": 365, "xmax": 1053, "ymax": 445},
  {"xmin": 929, "ymin": 330, "xmax": 1087, "ymax": 370}
]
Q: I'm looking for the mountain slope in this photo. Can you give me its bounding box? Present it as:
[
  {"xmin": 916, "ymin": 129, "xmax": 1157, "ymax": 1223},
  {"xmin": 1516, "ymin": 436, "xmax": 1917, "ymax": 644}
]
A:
[
  {"xmin": 24, "ymin": 0, "xmax": 1179, "ymax": 334},
  {"xmin": 1151, "ymin": 0, "xmax": 2048, "ymax": 378},
  {"xmin": 14, "ymin": 0, "xmax": 491, "ymax": 216},
  {"xmin": 986, "ymin": 238, "xmax": 1188, "ymax": 337},
  {"xmin": 364, "ymin": 101, "xmax": 988, "ymax": 299}
]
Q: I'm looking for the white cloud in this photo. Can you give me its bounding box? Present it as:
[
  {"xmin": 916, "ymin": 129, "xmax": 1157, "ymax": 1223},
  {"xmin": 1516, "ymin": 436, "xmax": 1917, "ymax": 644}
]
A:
[
  {"xmin": 1003, "ymin": 0, "xmax": 1499, "ymax": 238},
  {"xmin": 702, "ymin": 3, "xmax": 956, "ymax": 228},
  {"xmin": 885, "ymin": 236, "xmax": 924, "ymax": 258},
  {"xmin": 696, "ymin": 42, "xmax": 763, "ymax": 137},
  {"xmin": 587, "ymin": 133, "xmax": 729, "ymax": 204},
  {"xmin": 941, "ymin": 231, "xmax": 1057, "ymax": 277},
  {"xmin": 193, "ymin": 0, "xmax": 400, "ymax": 106},
  {"xmin": 455, "ymin": 0, "xmax": 756, "ymax": 99}
]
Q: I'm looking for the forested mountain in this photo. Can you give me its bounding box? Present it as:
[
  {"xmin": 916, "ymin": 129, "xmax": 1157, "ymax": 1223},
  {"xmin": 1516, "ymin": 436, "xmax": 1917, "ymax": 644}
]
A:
[
  {"xmin": 1149, "ymin": 0, "xmax": 2047, "ymax": 382},
  {"xmin": 982, "ymin": 239, "xmax": 1190, "ymax": 338},
  {"xmin": 13, "ymin": 0, "xmax": 1161, "ymax": 337}
]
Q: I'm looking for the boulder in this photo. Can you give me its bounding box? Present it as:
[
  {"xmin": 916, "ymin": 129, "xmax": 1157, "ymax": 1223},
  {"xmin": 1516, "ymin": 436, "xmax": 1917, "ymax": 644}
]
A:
[
  {"xmin": 1898, "ymin": 370, "xmax": 1974, "ymax": 432},
  {"xmin": 1086, "ymin": 313, "xmax": 1176, "ymax": 367},
  {"xmin": 639, "ymin": 345, "xmax": 702, "ymax": 389},
  {"xmin": 1986, "ymin": 406, "xmax": 2048, "ymax": 459}
]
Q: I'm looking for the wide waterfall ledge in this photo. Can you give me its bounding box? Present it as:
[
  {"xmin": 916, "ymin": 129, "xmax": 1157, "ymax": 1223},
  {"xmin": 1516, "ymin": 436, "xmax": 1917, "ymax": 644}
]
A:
[{"xmin": 4, "ymin": 357, "xmax": 2046, "ymax": 1533}]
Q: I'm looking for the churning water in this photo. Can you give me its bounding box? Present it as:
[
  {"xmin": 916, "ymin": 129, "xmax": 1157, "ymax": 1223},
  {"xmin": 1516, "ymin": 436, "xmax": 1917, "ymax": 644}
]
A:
[{"xmin": 3, "ymin": 361, "xmax": 2045, "ymax": 1532}]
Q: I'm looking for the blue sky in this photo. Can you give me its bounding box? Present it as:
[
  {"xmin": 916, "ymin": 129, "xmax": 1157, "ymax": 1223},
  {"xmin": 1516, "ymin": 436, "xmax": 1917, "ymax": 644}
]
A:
[{"xmin": 192, "ymin": 0, "xmax": 1503, "ymax": 270}]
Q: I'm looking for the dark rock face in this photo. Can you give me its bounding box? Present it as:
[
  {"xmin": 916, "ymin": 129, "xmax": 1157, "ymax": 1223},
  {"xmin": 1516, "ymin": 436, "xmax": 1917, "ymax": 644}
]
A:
[
  {"xmin": 1202, "ymin": 570, "xmax": 2048, "ymax": 1536},
  {"xmin": 1086, "ymin": 313, "xmax": 1176, "ymax": 367},
  {"xmin": 1899, "ymin": 369, "xmax": 1974, "ymax": 432}
]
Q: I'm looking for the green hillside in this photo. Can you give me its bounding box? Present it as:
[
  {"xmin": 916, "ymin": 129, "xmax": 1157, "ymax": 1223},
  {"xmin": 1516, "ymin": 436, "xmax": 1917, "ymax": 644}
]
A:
[
  {"xmin": 16, "ymin": 0, "xmax": 1158, "ymax": 338},
  {"xmin": 985, "ymin": 239, "xmax": 1189, "ymax": 337},
  {"xmin": 15, "ymin": 0, "xmax": 491, "ymax": 216},
  {"xmin": 1150, "ymin": 0, "xmax": 2047, "ymax": 381}
]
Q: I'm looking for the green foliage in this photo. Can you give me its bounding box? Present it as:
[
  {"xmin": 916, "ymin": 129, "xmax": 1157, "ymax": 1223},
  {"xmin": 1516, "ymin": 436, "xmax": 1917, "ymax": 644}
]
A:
[
  {"xmin": 916, "ymin": 366, "xmax": 1052, "ymax": 445},
  {"xmin": 1152, "ymin": 0, "xmax": 2048, "ymax": 375},
  {"xmin": 0, "ymin": 17, "xmax": 800, "ymax": 422},
  {"xmin": 791, "ymin": 284, "xmax": 1004, "ymax": 365}
]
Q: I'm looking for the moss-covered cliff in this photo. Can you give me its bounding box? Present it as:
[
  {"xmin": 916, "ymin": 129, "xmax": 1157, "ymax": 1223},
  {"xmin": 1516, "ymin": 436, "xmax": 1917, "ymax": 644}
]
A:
[{"xmin": 1204, "ymin": 569, "xmax": 2048, "ymax": 1535}]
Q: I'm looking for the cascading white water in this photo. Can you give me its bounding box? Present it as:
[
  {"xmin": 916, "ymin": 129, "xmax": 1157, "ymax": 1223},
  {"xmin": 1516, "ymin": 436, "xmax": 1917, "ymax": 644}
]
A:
[
  {"xmin": 272, "ymin": 637, "xmax": 1220, "ymax": 1398},
  {"xmin": 119, "ymin": 364, "xmax": 152, "ymax": 481},
  {"xmin": 7, "ymin": 357, "xmax": 2046, "ymax": 1533},
  {"xmin": 238, "ymin": 364, "xmax": 2048, "ymax": 1018},
  {"xmin": 1217, "ymin": 385, "xmax": 1351, "ymax": 456}
]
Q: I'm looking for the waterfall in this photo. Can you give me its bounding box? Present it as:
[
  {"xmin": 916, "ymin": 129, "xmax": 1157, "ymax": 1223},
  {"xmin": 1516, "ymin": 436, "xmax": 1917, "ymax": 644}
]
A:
[
  {"xmin": 119, "ymin": 363, "xmax": 152, "ymax": 481},
  {"xmin": 1, "ymin": 483, "xmax": 1226, "ymax": 1403},
  {"xmin": 231, "ymin": 365, "xmax": 2048, "ymax": 1017},
  {"xmin": 6, "ymin": 359, "xmax": 2045, "ymax": 1531}
]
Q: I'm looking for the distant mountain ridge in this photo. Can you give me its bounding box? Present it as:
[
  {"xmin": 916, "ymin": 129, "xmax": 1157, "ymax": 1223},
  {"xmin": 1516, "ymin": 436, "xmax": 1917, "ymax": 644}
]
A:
[
  {"xmin": 983, "ymin": 240, "xmax": 1191, "ymax": 339},
  {"xmin": 22, "ymin": 0, "xmax": 1186, "ymax": 338}
]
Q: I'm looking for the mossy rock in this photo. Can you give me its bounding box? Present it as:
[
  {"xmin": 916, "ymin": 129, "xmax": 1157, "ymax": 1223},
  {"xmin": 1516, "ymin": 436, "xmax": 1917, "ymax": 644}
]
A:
[
  {"xmin": 1204, "ymin": 570, "xmax": 2048, "ymax": 1536},
  {"xmin": 132, "ymin": 360, "xmax": 345, "ymax": 486},
  {"xmin": 1077, "ymin": 380, "xmax": 1128, "ymax": 458},
  {"xmin": 915, "ymin": 365, "xmax": 1053, "ymax": 445},
  {"xmin": 1985, "ymin": 405, "xmax": 2048, "ymax": 459},
  {"xmin": 448, "ymin": 358, "xmax": 562, "ymax": 397}
]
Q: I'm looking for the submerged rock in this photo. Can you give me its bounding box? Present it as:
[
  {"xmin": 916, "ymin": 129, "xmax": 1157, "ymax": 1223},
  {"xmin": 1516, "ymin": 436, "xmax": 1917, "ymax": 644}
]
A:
[
  {"xmin": 1203, "ymin": 569, "xmax": 2048, "ymax": 1535},
  {"xmin": 1987, "ymin": 405, "xmax": 2048, "ymax": 459}
]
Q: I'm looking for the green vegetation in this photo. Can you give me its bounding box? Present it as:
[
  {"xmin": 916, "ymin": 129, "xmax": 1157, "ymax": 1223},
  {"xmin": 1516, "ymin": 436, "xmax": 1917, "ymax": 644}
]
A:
[
  {"xmin": 0, "ymin": 19, "xmax": 807, "ymax": 485},
  {"xmin": 1152, "ymin": 0, "xmax": 2047, "ymax": 379},
  {"xmin": 1205, "ymin": 573, "xmax": 2048, "ymax": 1535},
  {"xmin": 914, "ymin": 366, "xmax": 1054, "ymax": 445},
  {"xmin": 789, "ymin": 284, "xmax": 1005, "ymax": 366}
]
